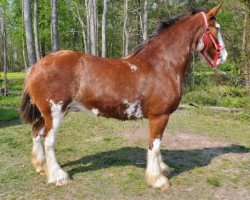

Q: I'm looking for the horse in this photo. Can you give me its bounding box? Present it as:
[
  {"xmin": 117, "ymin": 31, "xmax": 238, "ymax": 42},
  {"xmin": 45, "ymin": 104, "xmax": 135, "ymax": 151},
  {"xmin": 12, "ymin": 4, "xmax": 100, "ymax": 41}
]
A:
[{"xmin": 20, "ymin": 4, "xmax": 227, "ymax": 191}]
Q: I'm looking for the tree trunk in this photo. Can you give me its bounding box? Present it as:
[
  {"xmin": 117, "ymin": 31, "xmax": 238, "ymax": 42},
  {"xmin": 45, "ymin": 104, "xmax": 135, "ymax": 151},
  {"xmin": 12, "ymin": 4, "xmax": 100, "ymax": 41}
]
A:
[
  {"xmin": 34, "ymin": 0, "xmax": 41, "ymax": 59},
  {"xmin": 123, "ymin": 0, "xmax": 129, "ymax": 56},
  {"xmin": 136, "ymin": 0, "xmax": 141, "ymax": 45},
  {"xmin": 101, "ymin": 0, "xmax": 108, "ymax": 57},
  {"xmin": 85, "ymin": 0, "xmax": 90, "ymax": 54},
  {"xmin": 66, "ymin": 0, "xmax": 88, "ymax": 53},
  {"xmin": 88, "ymin": 0, "xmax": 98, "ymax": 55},
  {"xmin": 21, "ymin": 0, "xmax": 28, "ymax": 70},
  {"xmin": 23, "ymin": 0, "xmax": 37, "ymax": 66},
  {"xmin": 51, "ymin": 0, "xmax": 59, "ymax": 52},
  {"xmin": 1, "ymin": 16, "xmax": 9, "ymax": 96},
  {"xmin": 142, "ymin": 0, "xmax": 148, "ymax": 41},
  {"xmin": 242, "ymin": 1, "xmax": 249, "ymax": 93}
]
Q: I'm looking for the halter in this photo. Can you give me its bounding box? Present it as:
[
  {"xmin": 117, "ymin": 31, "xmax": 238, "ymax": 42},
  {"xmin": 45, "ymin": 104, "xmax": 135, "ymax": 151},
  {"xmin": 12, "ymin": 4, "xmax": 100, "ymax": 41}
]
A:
[{"xmin": 199, "ymin": 12, "xmax": 224, "ymax": 68}]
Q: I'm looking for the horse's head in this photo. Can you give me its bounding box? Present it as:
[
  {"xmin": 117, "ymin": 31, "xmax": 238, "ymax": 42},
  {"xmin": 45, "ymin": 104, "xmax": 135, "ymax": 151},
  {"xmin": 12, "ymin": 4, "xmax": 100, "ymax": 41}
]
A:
[{"xmin": 195, "ymin": 4, "xmax": 228, "ymax": 68}]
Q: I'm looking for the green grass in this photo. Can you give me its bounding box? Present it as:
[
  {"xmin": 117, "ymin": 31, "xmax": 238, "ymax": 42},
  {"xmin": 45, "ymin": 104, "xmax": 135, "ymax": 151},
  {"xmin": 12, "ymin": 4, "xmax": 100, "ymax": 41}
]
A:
[
  {"xmin": 0, "ymin": 72, "xmax": 24, "ymax": 121},
  {"xmin": 0, "ymin": 110, "xmax": 249, "ymax": 199},
  {"xmin": 0, "ymin": 108, "xmax": 19, "ymax": 121},
  {"xmin": 0, "ymin": 72, "xmax": 26, "ymax": 79},
  {"xmin": 206, "ymin": 176, "xmax": 220, "ymax": 187}
]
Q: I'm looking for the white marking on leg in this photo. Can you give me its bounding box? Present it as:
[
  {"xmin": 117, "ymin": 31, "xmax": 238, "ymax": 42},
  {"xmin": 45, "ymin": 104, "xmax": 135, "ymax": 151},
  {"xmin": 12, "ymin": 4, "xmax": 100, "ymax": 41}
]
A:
[
  {"xmin": 32, "ymin": 129, "xmax": 46, "ymax": 174},
  {"xmin": 146, "ymin": 139, "xmax": 161, "ymax": 178},
  {"xmin": 146, "ymin": 139, "xmax": 170, "ymax": 189},
  {"xmin": 45, "ymin": 101, "xmax": 68, "ymax": 185}
]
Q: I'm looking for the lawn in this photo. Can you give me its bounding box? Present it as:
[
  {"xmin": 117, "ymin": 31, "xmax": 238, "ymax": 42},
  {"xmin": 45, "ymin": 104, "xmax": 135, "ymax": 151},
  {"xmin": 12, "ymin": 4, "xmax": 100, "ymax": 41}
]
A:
[
  {"xmin": 0, "ymin": 72, "xmax": 249, "ymax": 199},
  {"xmin": 0, "ymin": 109, "xmax": 249, "ymax": 199}
]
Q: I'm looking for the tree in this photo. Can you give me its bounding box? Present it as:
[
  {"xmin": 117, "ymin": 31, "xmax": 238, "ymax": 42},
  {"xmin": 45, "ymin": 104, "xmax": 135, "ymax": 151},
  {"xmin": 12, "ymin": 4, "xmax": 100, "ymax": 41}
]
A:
[
  {"xmin": 101, "ymin": 0, "xmax": 108, "ymax": 57},
  {"xmin": 34, "ymin": 0, "xmax": 41, "ymax": 59},
  {"xmin": 241, "ymin": 0, "xmax": 249, "ymax": 93},
  {"xmin": 22, "ymin": 0, "xmax": 28, "ymax": 70},
  {"xmin": 51, "ymin": 0, "xmax": 59, "ymax": 52},
  {"xmin": 88, "ymin": 0, "xmax": 98, "ymax": 55},
  {"xmin": 65, "ymin": 0, "xmax": 89, "ymax": 53},
  {"xmin": 123, "ymin": 0, "xmax": 129, "ymax": 56},
  {"xmin": 1, "ymin": 7, "xmax": 9, "ymax": 96},
  {"xmin": 23, "ymin": 0, "xmax": 36, "ymax": 66},
  {"xmin": 142, "ymin": 0, "xmax": 148, "ymax": 41},
  {"xmin": 136, "ymin": 0, "xmax": 142, "ymax": 45}
]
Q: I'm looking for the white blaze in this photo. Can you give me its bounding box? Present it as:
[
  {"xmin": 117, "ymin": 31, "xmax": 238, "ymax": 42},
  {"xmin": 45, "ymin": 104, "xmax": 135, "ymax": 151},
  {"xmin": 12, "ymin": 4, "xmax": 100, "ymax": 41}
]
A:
[{"xmin": 216, "ymin": 22, "xmax": 227, "ymax": 65}]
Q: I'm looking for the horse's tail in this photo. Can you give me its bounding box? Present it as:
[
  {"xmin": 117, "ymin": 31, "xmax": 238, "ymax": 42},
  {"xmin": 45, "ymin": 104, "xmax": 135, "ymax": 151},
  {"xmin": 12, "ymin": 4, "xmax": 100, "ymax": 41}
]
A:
[{"xmin": 20, "ymin": 90, "xmax": 42, "ymax": 124}]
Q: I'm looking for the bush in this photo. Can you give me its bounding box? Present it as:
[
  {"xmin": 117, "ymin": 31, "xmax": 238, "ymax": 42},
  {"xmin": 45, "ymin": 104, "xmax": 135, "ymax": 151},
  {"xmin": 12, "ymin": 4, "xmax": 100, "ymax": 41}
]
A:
[{"xmin": 182, "ymin": 85, "xmax": 250, "ymax": 109}]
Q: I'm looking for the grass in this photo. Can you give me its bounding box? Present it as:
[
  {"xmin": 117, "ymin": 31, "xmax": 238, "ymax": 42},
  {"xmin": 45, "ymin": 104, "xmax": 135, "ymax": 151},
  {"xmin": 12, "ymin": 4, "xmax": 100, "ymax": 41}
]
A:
[
  {"xmin": 206, "ymin": 176, "xmax": 220, "ymax": 187},
  {"xmin": 0, "ymin": 110, "xmax": 249, "ymax": 199},
  {"xmin": 0, "ymin": 108, "xmax": 19, "ymax": 121}
]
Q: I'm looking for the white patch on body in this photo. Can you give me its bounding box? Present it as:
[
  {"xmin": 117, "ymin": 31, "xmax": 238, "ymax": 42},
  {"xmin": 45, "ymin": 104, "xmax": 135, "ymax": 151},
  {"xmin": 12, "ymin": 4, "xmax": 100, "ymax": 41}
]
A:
[
  {"xmin": 146, "ymin": 139, "xmax": 169, "ymax": 188},
  {"xmin": 45, "ymin": 100, "xmax": 68, "ymax": 185},
  {"xmin": 123, "ymin": 60, "xmax": 138, "ymax": 72},
  {"xmin": 129, "ymin": 63, "xmax": 137, "ymax": 72},
  {"xmin": 123, "ymin": 100, "xmax": 143, "ymax": 119}
]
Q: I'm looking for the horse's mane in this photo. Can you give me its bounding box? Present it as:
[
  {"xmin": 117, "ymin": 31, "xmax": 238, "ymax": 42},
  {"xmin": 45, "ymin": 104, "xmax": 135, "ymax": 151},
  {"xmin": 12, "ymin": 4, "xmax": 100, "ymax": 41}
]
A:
[{"xmin": 125, "ymin": 9, "xmax": 205, "ymax": 58}]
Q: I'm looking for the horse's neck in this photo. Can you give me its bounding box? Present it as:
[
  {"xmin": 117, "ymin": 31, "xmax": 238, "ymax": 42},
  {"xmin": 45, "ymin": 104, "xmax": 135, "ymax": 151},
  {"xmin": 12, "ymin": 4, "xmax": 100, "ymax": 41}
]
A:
[{"xmin": 138, "ymin": 16, "xmax": 203, "ymax": 78}]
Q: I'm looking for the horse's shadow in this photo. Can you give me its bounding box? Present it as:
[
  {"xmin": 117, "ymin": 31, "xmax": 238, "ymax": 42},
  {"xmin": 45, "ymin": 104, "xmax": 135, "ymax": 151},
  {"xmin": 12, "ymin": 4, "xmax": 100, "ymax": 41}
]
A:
[{"xmin": 62, "ymin": 144, "xmax": 249, "ymax": 179}]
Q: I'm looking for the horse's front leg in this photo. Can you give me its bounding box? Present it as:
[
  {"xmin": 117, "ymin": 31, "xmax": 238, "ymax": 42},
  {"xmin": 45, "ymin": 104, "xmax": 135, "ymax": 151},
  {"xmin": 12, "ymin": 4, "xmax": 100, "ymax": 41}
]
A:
[{"xmin": 146, "ymin": 114, "xmax": 170, "ymax": 191}]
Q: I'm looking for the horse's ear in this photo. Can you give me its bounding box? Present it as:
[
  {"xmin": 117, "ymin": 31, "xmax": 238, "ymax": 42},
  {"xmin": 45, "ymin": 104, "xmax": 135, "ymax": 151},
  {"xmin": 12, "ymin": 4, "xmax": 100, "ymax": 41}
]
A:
[{"xmin": 207, "ymin": 4, "xmax": 222, "ymax": 18}]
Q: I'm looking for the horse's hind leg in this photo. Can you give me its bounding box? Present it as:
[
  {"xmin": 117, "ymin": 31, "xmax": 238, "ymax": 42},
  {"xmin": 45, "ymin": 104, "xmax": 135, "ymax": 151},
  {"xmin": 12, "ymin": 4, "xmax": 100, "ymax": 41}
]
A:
[
  {"xmin": 146, "ymin": 114, "xmax": 171, "ymax": 191},
  {"xmin": 32, "ymin": 118, "xmax": 46, "ymax": 175},
  {"xmin": 43, "ymin": 101, "xmax": 69, "ymax": 186}
]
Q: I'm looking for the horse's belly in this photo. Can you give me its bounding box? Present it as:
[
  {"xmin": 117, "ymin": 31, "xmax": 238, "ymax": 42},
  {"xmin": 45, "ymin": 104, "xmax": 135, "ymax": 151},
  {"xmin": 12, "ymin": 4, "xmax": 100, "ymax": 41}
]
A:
[{"xmin": 71, "ymin": 99, "xmax": 144, "ymax": 120}]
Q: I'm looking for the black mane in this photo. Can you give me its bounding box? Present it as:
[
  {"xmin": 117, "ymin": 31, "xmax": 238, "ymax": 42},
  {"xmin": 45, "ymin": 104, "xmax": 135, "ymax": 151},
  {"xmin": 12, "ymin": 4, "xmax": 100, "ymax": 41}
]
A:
[
  {"xmin": 125, "ymin": 9, "xmax": 205, "ymax": 58},
  {"xmin": 157, "ymin": 9, "xmax": 204, "ymax": 34}
]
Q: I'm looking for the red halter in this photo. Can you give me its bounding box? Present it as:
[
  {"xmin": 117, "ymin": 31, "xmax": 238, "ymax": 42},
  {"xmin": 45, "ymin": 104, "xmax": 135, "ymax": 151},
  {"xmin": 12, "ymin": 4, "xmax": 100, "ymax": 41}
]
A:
[{"xmin": 199, "ymin": 12, "xmax": 224, "ymax": 68}]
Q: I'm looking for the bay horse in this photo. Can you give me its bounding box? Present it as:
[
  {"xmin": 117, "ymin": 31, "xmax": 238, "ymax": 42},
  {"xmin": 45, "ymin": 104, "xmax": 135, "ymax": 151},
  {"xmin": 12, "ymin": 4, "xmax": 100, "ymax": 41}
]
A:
[{"xmin": 20, "ymin": 5, "xmax": 227, "ymax": 191}]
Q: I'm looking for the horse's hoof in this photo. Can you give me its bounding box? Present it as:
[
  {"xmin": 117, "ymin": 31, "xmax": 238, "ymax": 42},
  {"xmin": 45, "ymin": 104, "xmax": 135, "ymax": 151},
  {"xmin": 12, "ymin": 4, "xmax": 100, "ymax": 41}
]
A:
[
  {"xmin": 160, "ymin": 182, "xmax": 171, "ymax": 192},
  {"xmin": 55, "ymin": 178, "xmax": 69, "ymax": 186},
  {"xmin": 48, "ymin": 168, "xmax": 69, "ymax": 186},
  {"xmin": 36, "ymin": 170, "xmax": 46, "ymax": 176},
  {"xmin": 146, "ymin": 173, "xmax": 171, "ymax": 191}
]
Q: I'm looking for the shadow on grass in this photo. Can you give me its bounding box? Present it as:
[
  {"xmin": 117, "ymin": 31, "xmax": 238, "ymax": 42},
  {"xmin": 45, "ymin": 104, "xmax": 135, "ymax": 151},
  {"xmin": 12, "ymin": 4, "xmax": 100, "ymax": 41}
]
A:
[
  {"xmin": 0, "ymin": 119, "xmax": 22, "ymax": 129},
  {"xmin": 63, "ymin": 144, "xmax": 249, "ymax": 179}
]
